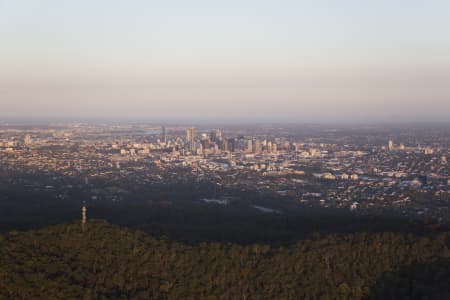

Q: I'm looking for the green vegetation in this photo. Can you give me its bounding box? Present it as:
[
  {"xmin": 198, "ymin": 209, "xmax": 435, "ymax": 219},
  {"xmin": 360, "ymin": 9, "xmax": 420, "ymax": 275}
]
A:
[{"xmin": 0, "ymin": 220, "xmax": 448, "ymax": 299}]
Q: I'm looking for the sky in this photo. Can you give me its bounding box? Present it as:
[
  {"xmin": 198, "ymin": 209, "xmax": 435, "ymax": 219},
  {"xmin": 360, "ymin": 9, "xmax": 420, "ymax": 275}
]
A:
[{"xmin": 0, "ymin": 0, "xmax": 449, "ymax": 123}]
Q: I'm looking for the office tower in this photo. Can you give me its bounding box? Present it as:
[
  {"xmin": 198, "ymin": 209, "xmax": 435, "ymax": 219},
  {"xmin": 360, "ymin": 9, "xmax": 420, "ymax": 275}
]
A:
[
  {"xmin": 24, "ymin": 134, "xmax": 32, "ymax": 145},
  {"xmin": 201, "ymin": 139, "xmax": 209, "ymax": 151},
  {"xmin": 254, "ymin": 139, "xmax": 262, "ymax": 154},
  {"xmin": 247, "ymin": 139, "xmax": 253, "ymax": 153},
  {"xmin": 272, "ymin": 143, "xmax": 277, "ymax": 153},
  {"xmin": 283, "ymin": 141, "xmax": 290, "ymax": 150},
  {"xmin": 161, "ymin": 126, "xmax": 167, "ymax": 144},
  {"xmin": 220, "ymin": 139, "xmax": 228, "ymax": 151},
  {"xmin": 210, "ymin": 129, "xmax": 221, "ymax": 142},
  {"xmin": 186, "ymin": 127, "xmax": 195, "ymax": 152},
  {"xmin": 388, "ymin": 140, "xmax": 394, "ymax": 151},
  {"xmin": 186, "ymin": 127, "xmax": 193, "ymax": 143},
  {"xmin": 227, "ymin": 139, "xmax": 236, "ymax": 152}
]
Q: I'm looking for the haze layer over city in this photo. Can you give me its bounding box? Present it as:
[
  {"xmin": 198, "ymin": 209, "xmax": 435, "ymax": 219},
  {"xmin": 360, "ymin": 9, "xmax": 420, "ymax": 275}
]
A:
[{"xmin": 0, "ymin": 1, "xmax": 449, "ymax": 299}]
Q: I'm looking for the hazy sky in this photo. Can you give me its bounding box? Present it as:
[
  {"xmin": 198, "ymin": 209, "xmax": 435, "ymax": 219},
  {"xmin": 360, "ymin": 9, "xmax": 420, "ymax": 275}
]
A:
[{"xmin": 1, "ymin": 1, "xmax": 449, "ymax": 122}]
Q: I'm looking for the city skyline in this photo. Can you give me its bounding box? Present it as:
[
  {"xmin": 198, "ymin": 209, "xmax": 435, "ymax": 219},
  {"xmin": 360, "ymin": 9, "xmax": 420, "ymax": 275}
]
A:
[
  {"xmin": 1, "ymin": 1, "xmax": 450, "ymax": 122},
  {"xmin": 0, "ymin": 2, "xmax": 449, "ymax": 295}
]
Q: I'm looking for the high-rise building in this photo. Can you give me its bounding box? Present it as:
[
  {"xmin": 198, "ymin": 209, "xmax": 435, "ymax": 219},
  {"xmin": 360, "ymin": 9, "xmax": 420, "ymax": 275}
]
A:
[
  {"xmin": 24, "ymin": 134, "xmax": 32, "ymax": 146},
  {"xmin": 186, "ymin": 127, "xmax": 193, "ymax": 142},
  {"xmin": 254, "ymin": 139, "xmax": 262, "ymax": 154},
  {"xmin": 186, "ymin": 127, "xmax": 195, "ymax": 152},
  {"xmin": 219, "ymin": 139, "xmax": 227, "ymax": 151},
  {"xmin": 161, "ymin": 126, "xmax": 167, "ymax": 144},
  {"xmin": 388, "ymin": 140, "xmax": 394, "ymax": 151},
  {"xmin": 210, "ymin": 129, "xmax": 221, "ymax": 142},
  {"xmin": 227, "ymin": 139, "xmax": 236, "ymax": 152},
  {"xmin": 201, "ymin": 139, "xmax": 209, "ymax": 151},
  {"xmin": 272, "ymin": 143, "xmax": 277, "ymax": 154},
  {"xmin": 247, "ymin": 139, "xmax": 253, "ymax": 153}
]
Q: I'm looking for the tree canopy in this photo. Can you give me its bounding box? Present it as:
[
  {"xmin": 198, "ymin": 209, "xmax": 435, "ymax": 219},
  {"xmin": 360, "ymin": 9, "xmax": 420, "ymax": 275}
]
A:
[{"xmin": 0, "ymin": 220, "xmax": 448, "ymax": 299}]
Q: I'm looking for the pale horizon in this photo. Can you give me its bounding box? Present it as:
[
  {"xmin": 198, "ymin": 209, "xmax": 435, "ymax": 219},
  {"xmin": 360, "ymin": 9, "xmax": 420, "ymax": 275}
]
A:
[{"xmin": 1, "ymin": 1, "xmax": 449, "ymax": 122}]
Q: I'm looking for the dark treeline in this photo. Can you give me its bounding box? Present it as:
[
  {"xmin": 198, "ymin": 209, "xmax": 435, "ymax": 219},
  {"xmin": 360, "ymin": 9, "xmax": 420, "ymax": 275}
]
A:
[
  {"xmin": 0, "ymin": 190, "xmax": 439, "ymax": 247},
  {"xmin": 365, "ymin": 259, "xmax": 450, "ymax": 300},
  {"xmin": 1, "ymin": 178, "xmax": 449, "ymax": 299},
  {"xmin": 0, "ymin": 183, "xmax": 443, "ymax": 247},
  {"xmin": 88, "ymin": 203, "xmax": 438, "ymax": 246},
  {"xmin": 0, "ymin": 221, "xmax": 448, "ymax": 299}
]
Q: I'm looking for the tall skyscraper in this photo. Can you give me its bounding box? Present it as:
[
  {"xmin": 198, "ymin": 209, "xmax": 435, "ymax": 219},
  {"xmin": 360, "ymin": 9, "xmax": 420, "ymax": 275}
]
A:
[
  {"xmin": 388, "ymin": 140, "xmax": 394, "ymax": 151},
  {"xmin": 254, "ymin": 139, "xmax": 262, "ymax": 154},
  {"xmin": 161, "ymin": 126, "xmax": 167, "ymax": 144},
  {"xmin": 227, "ymin": 139, "xmax": 236, "ymax": 152},
  {"xmin": 186, "ymin": 127, "xmax": 195, "ymax": 152},
  {"xmin": 247, "ymin": 139, "xmax": 253, "ymax": 153},
  {"xmin": 267, "ymin": 141, "xmax": 272, "ymax": 153},
  {"xmin": 219, "ymin": 139, "xmax": 227, "ymax": 151},
  {"xmin": 210, "ymin": 129, "xmax": 222, "ymax": 142}
]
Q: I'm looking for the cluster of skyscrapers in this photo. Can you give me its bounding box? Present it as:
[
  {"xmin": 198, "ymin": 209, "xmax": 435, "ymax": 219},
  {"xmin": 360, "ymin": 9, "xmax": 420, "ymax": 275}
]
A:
[{"xmin": 159, "ymin": 126, "xmax": 278, "ymax": 156}]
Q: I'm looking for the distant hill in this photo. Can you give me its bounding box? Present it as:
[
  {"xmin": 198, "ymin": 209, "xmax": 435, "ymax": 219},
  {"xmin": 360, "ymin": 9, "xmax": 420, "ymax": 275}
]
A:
[{"xmin": 0, "ymin": 220, "xmax": 448, "ymax": 299}]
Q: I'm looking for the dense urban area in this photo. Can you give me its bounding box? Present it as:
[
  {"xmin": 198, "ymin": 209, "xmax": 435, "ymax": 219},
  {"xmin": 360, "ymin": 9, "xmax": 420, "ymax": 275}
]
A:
[
  {"xmin": 1, "ymin": 122, "xmax": 449, "ymax": 299},
  {"xmin": 0, "ymin": 122, "xmax": 448, "ymax": 223}
]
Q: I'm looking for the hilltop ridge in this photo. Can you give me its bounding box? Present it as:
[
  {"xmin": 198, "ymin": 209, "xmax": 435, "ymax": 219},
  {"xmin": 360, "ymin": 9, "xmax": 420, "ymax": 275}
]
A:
[{"xmin": 0, "ymin": 220, "xmax": 448, "ymax": 299}]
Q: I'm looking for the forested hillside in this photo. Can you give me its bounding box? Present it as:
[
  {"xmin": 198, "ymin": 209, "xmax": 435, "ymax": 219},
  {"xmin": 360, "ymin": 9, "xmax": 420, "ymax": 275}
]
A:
[{"xmin": 0, "ymin": 220, "xmax": 448, "ymax": 300}]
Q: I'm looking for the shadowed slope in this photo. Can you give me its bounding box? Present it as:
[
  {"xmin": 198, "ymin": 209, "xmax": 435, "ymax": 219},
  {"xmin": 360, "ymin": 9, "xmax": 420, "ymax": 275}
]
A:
[{"xmin": 0, "ymin": 220, "xmax": 448, "ymax": 299}]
